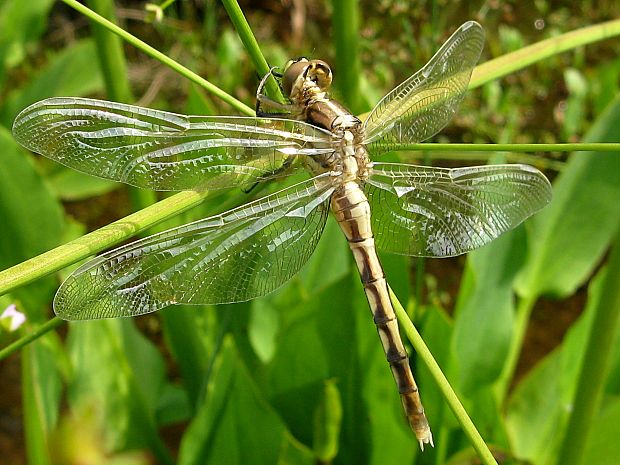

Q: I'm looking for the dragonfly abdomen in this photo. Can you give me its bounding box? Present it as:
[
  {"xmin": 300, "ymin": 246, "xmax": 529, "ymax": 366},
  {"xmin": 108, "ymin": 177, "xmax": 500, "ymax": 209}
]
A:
[{"xmin": 331, "ymin": 183, "xmax": 433, "ymax": 448}]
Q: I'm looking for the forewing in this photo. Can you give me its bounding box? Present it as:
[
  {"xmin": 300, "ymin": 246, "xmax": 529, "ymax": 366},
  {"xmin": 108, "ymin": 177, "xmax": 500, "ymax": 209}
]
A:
[
  {"xmin": 363, "ymin": 21, "xmax": 484, "ymax": 152},
  {"xmin": 54, "ymin": 174, "xmax": 335, "ymax": 320},
  {"xmin": 12, "ymin": 97, "xmax": 333, "ymax": 191},
  {"xmin": 365, "ymin": 163, "xmax": 551, "ymax": 257}
]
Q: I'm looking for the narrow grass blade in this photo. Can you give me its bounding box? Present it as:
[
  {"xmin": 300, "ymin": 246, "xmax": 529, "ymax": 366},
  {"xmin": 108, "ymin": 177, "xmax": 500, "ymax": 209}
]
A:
[
  {"xmin": 470, "ymin": 19, "xmax": 620, "ymax": 89},
  {"xmin": 389, "ymin": 287, "xmax": 499, "ymax": 465},
  {"xmin": 61, "ymin": 0, "xmax": 254, "ymax": 115}
]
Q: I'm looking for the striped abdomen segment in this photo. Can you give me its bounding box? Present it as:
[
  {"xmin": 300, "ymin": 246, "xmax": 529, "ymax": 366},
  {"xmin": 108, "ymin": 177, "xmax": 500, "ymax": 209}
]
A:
[{"xmin": 331, "ymin": 182, "xmax": 433, "ymax": 449}]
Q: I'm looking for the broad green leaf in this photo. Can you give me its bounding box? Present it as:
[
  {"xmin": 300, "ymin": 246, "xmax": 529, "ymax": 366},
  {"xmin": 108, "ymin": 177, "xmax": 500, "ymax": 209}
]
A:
[
  {"xmin": 581, "ymin": 395, "xmax": 620, "ymax": 465},
  {"xmin": 159, "ymin": 305, "xmax": 212, "ymax": 411},
  {"xmin": 0, "ymin": 127, "xmax": 63, "ymax": 315},
  {"xmin": 0, "ymin": 0, "xmax": 55, "ymax": 85},
  {"xmin": 67, "ymin": 319, "xmax": 174, "ymax": 464},
  {"xmin": 506, "ymin": 267, "xmax": 609, "ymax": 465},
  {"xmin": 178, "ymin": 337, "xmax": 314, "ymax": 465},
  {"xmin": 0, "ymin": 127, "xmax": 63, "ymax": 269},
  {"xmin": 515, "ymin": 94, "xmax": 620, "ymax": 298},
  {"xmin": 48, "ymin": 168, "xmax": 120, "ymax": 201},
  {"xmin": 0, "ymin": 39, "xmax": 103, "ymax": 127},
  {"xmin": 453, "ymin": 229, "xmax": 524, "ymax": 395},
  {"xmin": 22, "ymin": 337, "xmax": 63, "ymax": 465}
]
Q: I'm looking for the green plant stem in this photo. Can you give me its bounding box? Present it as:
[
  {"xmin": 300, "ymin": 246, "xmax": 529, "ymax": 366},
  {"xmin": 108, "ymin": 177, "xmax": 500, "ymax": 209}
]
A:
[
  {"xmin": 555, "ymin": 224, "xmax": 620, "ymax": 465},
  {"xmin": 496, "ymin": 294, "xmax": 537, "ymax": 401},
  {"xmin": 0, "ymin": 191, "xmax": 209, "ymax": 297},
  {"xmin": 470, "ymin": 18, "xmax": 620, "ymax": 89},
  {"xmin": 61, "ymin": 0, "xmax": 254, "ymax": 115},
  {"xmin": 331, "ymin": 0, "xmax": 362, "ymax": 112},
  {"xmin": 220, "ymin": 0, "xmax": 283, "ymax": 103},
  {"xmin": 85, "ymin": 0, "xmax": 133, "ymax": 103},
  {"xmin": 389, "ymin": 286, "xmax": 498, "ymax": 465},
  {"xmin": 392, "ymin": 142, "xmax": 620, "ymax": 152},
  {"xmin": 0, "ymin": 317, "xmax": 64, "ymax": 361}
]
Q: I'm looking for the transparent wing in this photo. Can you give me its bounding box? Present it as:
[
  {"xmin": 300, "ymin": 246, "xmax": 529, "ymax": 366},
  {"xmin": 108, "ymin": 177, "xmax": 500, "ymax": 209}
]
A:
[
  {"xmin": 363, "ymin": 21, "xmax": 484, "ymax": 152},
  {"xmin": 54, "ymin": 174, "xmax": 336, "ymax": 320},
  {"xmin": 364, "ymin": 163, "xmax": 551, "ymax": 257},
  {"xmin": 12, "ymin": 97, "xmax": 334, "ymax": 191}
]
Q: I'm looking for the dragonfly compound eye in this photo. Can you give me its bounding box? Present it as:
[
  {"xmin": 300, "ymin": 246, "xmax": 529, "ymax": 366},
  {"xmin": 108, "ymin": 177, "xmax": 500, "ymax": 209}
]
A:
[
  {"xmin": 306, "ymin": 60, "xmax": 333, "ymax": 91},
  {"xmin": 282, "ymin": 58, "xmax": 310, "ymax": 98}
]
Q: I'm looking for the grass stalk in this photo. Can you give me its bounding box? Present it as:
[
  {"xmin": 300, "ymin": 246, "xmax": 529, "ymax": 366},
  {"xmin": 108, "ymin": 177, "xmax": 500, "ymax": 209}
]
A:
[
  {"xmin": 0, "ymin": 318, "xmax": 64, "ymax": 361},
  {"xmin": 221, "ymin": 0, "xmax": 283, "ymax": 103},
  {"xmin": 470, "ymin": 18, "xmax": 620, "ymax": 89},
  {"xmin": 0, "ymin": 191, "xmax": 209, "ymax": 297},
  {"xmin": 61, "ymin": 0, "xmax": 254, "ymax": 115},
  {"xmin": 389, "ymin": 287, "xmax": 499, "ymax": 465},
  {"xmin": 331, "ymin": 0, "xmax": 362, "ymax": 112},
  {"xmin": 395, "ymin": 142, "xmax": 620, "ymax": 152},
  {"xmin": 555, "ymin": 224, "xmax": 620, "ymax": 465}
]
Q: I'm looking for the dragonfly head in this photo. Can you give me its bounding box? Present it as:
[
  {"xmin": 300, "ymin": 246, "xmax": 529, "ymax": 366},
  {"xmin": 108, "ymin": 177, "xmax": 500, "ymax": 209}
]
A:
[{"xmin": 282, "ymin": 58, "xmax": 333, "ymax": 99}]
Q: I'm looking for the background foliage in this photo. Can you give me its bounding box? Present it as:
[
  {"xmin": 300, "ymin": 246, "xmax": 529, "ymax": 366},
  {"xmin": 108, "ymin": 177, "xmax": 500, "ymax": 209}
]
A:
[{"xmin": 1, "ymin": 1, "xmax": 620, "ymax": 465}]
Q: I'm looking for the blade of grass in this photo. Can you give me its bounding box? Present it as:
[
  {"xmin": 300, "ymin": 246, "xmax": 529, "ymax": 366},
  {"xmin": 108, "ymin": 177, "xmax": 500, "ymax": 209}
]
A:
[
  {"xmin": 221, "ymin": 0, "xmax": 284, "ymax": 103},
  {"xmin": 61, "ymin": 0, "xmax": 254, "ymax": 115},
  {"xmin": 0, "ymin": 191, "xmax": 209, "ymax": 297},
  {"xmin": 394, "ymin": 142, "xmax": 620, "ymax": 152},
  {"xmin": 555, "ymin": 222, "xmax": 620, "ymax": 465},
  {"xmin": 470, "ymin": 18, "xmax": 620, "ymax": 89},
  {"xmin": 0, "ymin": 318, "xmax": 64, "ymax": 361},
  {"xmin": 331, "ymin": 0, "xmax": 362, "ymax": 113},
  {"xmin": 389, "ymin": 286, "xmax": 499, "ymax": 465},
  {"xmin": 85, "ymin": 0, "xmax": 133, "ymax": 102}
]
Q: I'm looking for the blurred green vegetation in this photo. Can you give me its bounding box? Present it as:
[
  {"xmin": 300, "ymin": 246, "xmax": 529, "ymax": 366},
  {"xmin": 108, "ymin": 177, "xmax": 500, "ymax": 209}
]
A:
[{"xmin": 1, "ymin": 1, "xmax": 620, "ymax": 465}]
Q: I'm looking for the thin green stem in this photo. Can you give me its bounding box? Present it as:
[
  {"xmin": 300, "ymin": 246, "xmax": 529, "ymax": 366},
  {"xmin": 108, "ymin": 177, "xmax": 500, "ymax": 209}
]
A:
[
  {"xmin": 389, "ymin": 286, "xmax": 498, "ymax": 465},
  {"xmin": 0, "ymin": 317, "xmax": 64, "ymax": 361},
  {"xmin": 85, "ymin": 0, "xmax": 133, "ymax": 103},
  {"xmin": 496, "ymin": 294, "xmax": 537, "ymax": 401},
  {"xmin": 0, "ymin": 191, "xmax": 209, "ymax": 297},
  {"xmin": 470, "ymin": 18, "xmax": 620, "ymax": 89},
  {"xmin": 331, "ymin": 0, "xmax": 362, "ymax": 112},
  {"xmin": 61, "ymin": 0, "xmax": 254, "ymax": 115},
  {"xmin": 220, "ymin": 0, "xmax": 283, "ymax": 103},
  {"xmin": 390, "ymin": 143, "xmax": 620, "ymax": 152},
  {"xmin": 555, "ymin": 224, "xmax": 620, "ymax": 465}
]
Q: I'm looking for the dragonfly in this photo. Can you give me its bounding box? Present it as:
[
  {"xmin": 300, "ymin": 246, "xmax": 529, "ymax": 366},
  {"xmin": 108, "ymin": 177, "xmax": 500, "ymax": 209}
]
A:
[{"xmin": 12, "ymin": 21, "xmax": 551, "ymax": 449}]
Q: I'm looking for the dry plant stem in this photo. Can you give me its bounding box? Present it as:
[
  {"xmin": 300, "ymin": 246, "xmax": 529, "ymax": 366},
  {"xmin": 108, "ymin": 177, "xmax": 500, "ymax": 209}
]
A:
[{"xmin": 389, "ymin": 287, "xmax": 499, "ymax": 465}]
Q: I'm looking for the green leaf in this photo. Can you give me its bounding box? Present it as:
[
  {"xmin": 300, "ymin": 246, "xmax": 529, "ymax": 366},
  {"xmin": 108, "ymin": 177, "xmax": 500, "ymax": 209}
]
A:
[
  {"xmin": 48, "ymin": 168, "xmax": 120, "ymax": 201},
  {"xmin": 178, "ymin": 337, "xmax": 314, "ymax": 465},
  {"xmin": 0, "ymin": 0, "xmax": 55, "ymax": 86},
  {"xmin": 312, "ymin": 379, "xmax": 343, "ymax": 462},
  {"xmin": 22, "ymin": 337, "xmax": 63, "ymax": 465},
  {"xmin": 67, "ymin": 319, "xmax": 174, "ymax": 464},
  {"xmin": 0, "ymin": 127, "xmax": 63, "ymax": 269},
  {"xmin": 506, "ymin": 268, "xmax": 608, "ymax": 465},
  {"xmin": 515, "ymin": 94, "xmax": 620, "ymax": 298},
  {"xmin": 453, "ymin": 229, "xmax": 524, "ymax": 395},
  {"xmin": 581, "ymin": 396, "xmax": 620, "ymax": 465},
  {"xmin": 0, "ymin": 39, "xmax": 104, "ymax": 127}
]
